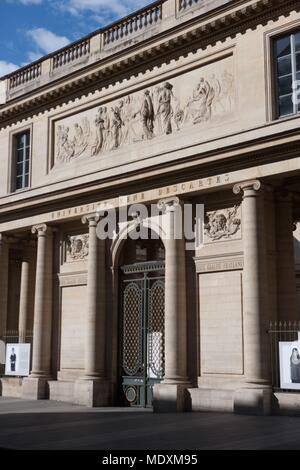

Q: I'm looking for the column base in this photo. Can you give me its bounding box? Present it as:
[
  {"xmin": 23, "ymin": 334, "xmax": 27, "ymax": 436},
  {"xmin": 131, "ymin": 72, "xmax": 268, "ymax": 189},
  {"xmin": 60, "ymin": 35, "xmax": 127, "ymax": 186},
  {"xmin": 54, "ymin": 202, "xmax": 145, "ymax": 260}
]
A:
[
  {"xmin": 22, "ymin": 377, "xmax": 50, "ymax": 400},
  {"xmin": 74, "ymin": 379, "xmax": 111, "ymax": 407},
  {"xmin": 153, "ymin": 383, "xmax": 189, "ymax": 413},
  {"xmin": 0, "ymin": 377, "xmax": 23, "ymax": 398},
  {"xmin": 234, "ymin": 387, "xmax": 272, "ymax": 416}
]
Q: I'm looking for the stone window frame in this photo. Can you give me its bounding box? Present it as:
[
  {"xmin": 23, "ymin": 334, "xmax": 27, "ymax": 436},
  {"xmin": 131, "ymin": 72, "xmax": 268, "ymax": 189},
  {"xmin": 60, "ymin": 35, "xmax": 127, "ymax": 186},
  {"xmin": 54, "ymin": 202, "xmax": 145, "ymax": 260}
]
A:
[
  {"xmin": 265, "ymin": 18, "xmax": 300, "ymax": 123},
  {"xmin": 8, "ymin": 123, "xmax": 33, "ymax": 194},
  {"xmin": 274, "ymin": 31, "xmax": 300, "ymax": 117}
]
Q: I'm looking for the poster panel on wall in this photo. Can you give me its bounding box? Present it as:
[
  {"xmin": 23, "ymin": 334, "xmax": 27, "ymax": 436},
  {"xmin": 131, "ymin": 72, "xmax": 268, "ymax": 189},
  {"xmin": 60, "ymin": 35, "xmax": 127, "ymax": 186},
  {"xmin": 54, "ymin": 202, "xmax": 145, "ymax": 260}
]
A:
[
  {"xmin": 279, "ymin": 341, "xmax": 300, "ymax": 390},
  {"xmin": 5, "ymin": 344, "xmax": 31, "ymax": 377}
]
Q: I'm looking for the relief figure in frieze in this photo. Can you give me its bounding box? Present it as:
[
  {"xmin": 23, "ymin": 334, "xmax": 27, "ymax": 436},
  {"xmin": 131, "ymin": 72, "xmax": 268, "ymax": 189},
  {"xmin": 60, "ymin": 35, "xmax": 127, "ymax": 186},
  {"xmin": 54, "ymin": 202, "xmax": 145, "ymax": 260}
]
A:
[
  {"xmin": 56, "ymin": 125, "xmax": 74, "ymax": 162},
  {"xmin": 120, "ymin": 96, "xmax": 135, "ymax": 145},
  {"xmin": 73, "ymin": 118, "xmax": 90, "ymax": 157},
  {"xmin": 134, "ymin": 90, "xmax": 155, "ymax": 140},
  {"xmin": 102, "ymin": 107, "xmax": 111, "ymax": 151},
  {"xmin": 184, "ymin": 77, "xmax": 215, "ymax": 124},
  {"xmin": 110, "ymin": 105, "xmax": 124, "ymax": 150},
  {"xmin": 92, "ymin": 107, "xmax": 106, "ymax": 155},
  {"xmin": 156, "ymin": 82, "xmax": 174, "ymax": 135},
  {"xmin": 54, "ymin": 66, "xmax": 235, "ymax": 165}
]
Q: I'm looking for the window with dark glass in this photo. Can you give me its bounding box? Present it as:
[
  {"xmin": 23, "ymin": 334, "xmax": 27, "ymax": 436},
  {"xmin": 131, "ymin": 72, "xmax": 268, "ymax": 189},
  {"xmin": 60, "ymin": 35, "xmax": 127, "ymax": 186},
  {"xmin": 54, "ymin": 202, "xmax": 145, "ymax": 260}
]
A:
[
  {"xmin": 274, "ymin": 31, "xmax": 300, "ymax": 118},
  {"xmin": 14, "ymin": 131, "xmax": 30, "ymax": 191}
]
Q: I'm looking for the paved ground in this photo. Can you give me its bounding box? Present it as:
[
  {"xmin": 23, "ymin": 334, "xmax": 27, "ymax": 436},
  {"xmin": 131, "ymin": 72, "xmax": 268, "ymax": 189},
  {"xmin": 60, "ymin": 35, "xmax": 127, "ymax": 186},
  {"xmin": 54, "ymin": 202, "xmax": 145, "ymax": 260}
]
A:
[{"xmin": 0, "ymin": 397, "xmax": 300, "ymax": 450}]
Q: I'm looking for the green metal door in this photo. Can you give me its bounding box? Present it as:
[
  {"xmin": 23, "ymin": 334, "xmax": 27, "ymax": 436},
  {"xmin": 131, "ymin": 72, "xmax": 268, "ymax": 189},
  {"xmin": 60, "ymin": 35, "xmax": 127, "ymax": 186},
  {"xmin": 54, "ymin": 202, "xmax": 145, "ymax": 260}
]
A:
[{"xmin": 121, "ymin": 261, "xmax": 165, "ymax": 407}]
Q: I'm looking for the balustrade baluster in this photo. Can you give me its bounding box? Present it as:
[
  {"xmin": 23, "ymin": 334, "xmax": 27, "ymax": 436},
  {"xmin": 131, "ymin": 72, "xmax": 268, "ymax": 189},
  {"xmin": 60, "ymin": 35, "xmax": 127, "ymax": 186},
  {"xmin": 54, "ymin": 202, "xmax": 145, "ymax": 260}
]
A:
[
  {"xmin": 149, "ymin": 9, "xmax": 153, "ymax": 25},
  {"xmin": 129, "ymin": 19, "xmax": 133, "ymax": 34}
]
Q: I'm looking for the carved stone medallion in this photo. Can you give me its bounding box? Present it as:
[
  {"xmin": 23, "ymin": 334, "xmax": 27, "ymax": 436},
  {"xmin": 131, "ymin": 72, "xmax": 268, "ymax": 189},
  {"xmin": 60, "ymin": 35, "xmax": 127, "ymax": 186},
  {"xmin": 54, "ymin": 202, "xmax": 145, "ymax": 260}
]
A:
[
  {"xmin": 66, "ymin": 234, "xmax": 89, "ymax": 261},
  {"xmin": 204, "ymin": 205, "xmax": 241, "ymax": 242}
]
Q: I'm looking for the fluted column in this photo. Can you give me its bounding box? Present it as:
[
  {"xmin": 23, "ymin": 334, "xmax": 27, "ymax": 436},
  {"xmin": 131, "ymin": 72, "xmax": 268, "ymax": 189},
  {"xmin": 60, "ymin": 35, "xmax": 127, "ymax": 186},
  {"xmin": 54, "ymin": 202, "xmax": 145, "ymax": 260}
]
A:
[
  {"xmin": 30, "ymin": 224, "xmax": 53, "ymax": 378},
  {"xmin": 159, "ymin": 197, "xmax": 187, "ymax": 383},
  {"xmin": 18, "ymin": 258, "xmax": 30, "ymax": 343},
  {"xmin": 74, "ymin": 214, "xmax": 110, "ymax": 407},
  {"xmin": 233, "ymin": 180, "xmax": 269, "ymax": 386},
  {"xmin": 153, "ymin": 197, "xmax": 188, "ymax": 412},
  {"xmin": 0, "ymin": 234, "xmax": 9, "ymax": 338},
  {"xmin": 82, "ymin": 214, "xmax": 106, "ymax": 380},
  {"xmin": 276, "ymin": 191, "xmax": 298, "ymax": 321}
]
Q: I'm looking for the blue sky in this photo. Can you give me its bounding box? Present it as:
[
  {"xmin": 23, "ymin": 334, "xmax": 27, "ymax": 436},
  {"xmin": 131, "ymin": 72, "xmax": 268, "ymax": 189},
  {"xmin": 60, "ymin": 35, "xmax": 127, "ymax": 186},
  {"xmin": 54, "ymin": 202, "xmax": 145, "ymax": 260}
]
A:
[{"xmin": 0, "ymin": 0, "xmax": 149, "ymax": 77}]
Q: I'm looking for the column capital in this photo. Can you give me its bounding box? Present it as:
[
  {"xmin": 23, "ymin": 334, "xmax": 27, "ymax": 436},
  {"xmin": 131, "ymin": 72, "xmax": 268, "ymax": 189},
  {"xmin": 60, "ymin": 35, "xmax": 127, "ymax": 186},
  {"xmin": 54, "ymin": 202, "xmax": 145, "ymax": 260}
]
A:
[
  {"xmin": 233, "ymin": 180, "xmax": 262, "ymax": 196},
  {"xmin": 82, "ymin": 213, "xmax": 100, "ymax": 226},
  {"xmin": 31, "ymin": 224, "xmax": 48, "ymax": 236},
  {"xmin": 157, "ymin": 196, "xmax": 180, "ymax": 213}
]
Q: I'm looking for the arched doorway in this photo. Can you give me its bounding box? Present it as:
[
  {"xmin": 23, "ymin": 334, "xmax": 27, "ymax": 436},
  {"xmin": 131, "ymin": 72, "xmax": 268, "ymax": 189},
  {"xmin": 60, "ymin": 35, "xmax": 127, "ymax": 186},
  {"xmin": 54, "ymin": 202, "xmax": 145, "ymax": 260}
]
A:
[{"xmin": 118, "ymin": 232, "xmax": 165, "ymax": 407}]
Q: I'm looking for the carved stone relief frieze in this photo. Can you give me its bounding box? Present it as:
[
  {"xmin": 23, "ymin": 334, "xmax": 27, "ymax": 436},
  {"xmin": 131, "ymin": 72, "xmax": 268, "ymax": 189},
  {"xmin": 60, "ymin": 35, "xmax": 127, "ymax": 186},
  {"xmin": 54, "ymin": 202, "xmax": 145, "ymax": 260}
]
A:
[
  {"xmin": 54, "ymin": 55, "xmax": 235, "ymax": 165},
  {"xmin": 66, "ymin": 234, "xmax": 89, "ymax": 262},
  {"xmin": 204, "ymin": 205, "xmax": 242, "ymax": 243}
]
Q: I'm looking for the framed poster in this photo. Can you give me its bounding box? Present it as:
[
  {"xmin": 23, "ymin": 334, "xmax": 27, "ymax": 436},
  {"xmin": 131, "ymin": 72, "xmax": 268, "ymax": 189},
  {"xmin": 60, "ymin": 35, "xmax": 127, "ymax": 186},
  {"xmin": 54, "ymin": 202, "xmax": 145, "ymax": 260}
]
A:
[
  {"xmin": 5, "ymin": 344, "xmax": 31, "ymax": 377},
  {"xmin": 279, "ymin": 341, "xmax": 300, "ymax": 390}
]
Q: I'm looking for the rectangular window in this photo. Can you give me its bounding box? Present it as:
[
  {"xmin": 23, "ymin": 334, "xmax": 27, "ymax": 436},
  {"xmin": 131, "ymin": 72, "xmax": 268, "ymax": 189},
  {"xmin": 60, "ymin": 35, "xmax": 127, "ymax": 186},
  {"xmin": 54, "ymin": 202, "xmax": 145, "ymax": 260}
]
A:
[
  {"xmin": 13, "ymin": 131, "xmax": 30, "ymax": 191},
  {"xmin": 274, "ymin": 31, "xmax": 300, "ymax": 118}
]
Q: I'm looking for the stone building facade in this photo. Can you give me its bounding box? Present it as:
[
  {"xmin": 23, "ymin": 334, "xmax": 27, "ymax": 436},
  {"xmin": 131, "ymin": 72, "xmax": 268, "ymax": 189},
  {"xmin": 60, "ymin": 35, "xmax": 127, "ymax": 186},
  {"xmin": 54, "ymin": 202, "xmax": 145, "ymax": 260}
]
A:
[{"xmin": 0, "ymin": 0, "xmax": 300, "ymax": 414}]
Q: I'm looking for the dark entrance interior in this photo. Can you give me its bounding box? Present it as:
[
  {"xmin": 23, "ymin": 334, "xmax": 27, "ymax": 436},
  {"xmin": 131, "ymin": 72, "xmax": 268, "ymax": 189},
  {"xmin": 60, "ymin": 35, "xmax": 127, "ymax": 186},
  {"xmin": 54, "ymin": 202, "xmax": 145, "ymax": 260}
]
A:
[{"xmin": 119, "ymin": 234, "xmax": 165, "ymax": 407}]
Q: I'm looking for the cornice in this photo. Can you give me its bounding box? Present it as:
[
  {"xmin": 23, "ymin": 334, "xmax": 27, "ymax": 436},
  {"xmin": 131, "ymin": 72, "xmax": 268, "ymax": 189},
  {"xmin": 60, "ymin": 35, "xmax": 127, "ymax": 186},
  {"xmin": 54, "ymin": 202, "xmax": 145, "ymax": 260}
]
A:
[
  {"xmin": 0, "ymin": 0, "xmax": 298, "ymax": 126},
  {"xmin": 0, "ymin": 128, "xmax": 299, "ymax": 219}
]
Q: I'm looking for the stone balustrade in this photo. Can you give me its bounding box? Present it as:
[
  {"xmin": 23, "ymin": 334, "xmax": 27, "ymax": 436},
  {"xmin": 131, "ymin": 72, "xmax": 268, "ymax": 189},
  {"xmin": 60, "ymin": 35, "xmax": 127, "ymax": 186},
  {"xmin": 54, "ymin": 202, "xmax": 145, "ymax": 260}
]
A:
[
  {"xmin": 52, "ymin": 39, "xmax": 91, "ymax": 70},
  {"xmin": 9, "ymin": 62, "xmax": 42, "ymax": 90},
  {"xmin": 103, "ymin": 3, "xmax": 163, "ymax": 46},
  {"xmin": 178, "ymin": 0, "xmax": 201, "ymax": 11}
]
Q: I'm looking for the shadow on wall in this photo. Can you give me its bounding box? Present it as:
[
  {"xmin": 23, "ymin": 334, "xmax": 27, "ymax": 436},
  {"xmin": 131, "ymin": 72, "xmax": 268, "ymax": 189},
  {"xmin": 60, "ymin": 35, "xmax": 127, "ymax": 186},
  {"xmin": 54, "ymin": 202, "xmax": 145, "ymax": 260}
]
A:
[
  {"xmin": 273, "ymin": 392, "xmax": 300, "ymax": 417},
  {"xmin": 294, "ymin": 231, "xmax": 300, "ymax": 311},
  {"xmin": 294, "ymin": 225, "xmax": 300, "ymax": 265}
]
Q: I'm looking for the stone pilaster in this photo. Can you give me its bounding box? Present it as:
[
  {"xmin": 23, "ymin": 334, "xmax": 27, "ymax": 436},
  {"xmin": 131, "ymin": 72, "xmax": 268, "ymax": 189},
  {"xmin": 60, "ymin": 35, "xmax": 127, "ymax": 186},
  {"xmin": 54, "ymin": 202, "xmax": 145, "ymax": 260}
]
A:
[
  {"xmin": 74, "ymin": 214, "xmax": 110, "ymax": 407},
  {"xmin": 22, "ymin": 224, "xmax": 53, "ymax": 400},
  {"xmin": 233, "ymin": 180, "xmax": 271, "ymax": 415},
  {"xmin": 0, "ymin": 234, "xmax": 9, "ymax": 338},
  {"xmin": 153, "ymin": 197, "xmax": 188, "ymax": 412},
  {"xmin": 276, "ymin": 191, "xmax": 298, "ymax": 321}
]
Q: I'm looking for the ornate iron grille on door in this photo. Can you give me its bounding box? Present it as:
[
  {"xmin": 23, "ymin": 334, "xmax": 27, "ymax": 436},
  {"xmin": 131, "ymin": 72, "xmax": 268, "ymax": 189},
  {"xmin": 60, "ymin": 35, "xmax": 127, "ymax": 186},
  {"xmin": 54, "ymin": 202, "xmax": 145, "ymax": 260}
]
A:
[{"xmin": 121, "ymin": 261, "xmax": 165, "ymax": 407}]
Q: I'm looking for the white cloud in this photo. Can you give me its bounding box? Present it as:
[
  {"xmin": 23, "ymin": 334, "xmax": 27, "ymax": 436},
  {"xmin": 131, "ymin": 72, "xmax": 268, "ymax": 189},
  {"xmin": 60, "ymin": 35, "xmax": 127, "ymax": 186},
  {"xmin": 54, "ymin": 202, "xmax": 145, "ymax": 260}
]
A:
[
  {"xmin": 11, "ymin": 0, "xmax": 43, "ymax": 4},
  {"xmin": 0, "ymin": 60, "xmax": 19, "ymax": 77},
  {"xmin": 27, "ymin": 51, "xmax": 43, "ymax": 62},
  {"xmin": 27, "ymin": 28, "xmax": 70, "ymax": 55},
  {"xmin": 5, "ymin": 0, "xmax": 43, "ymax": 4},
  {"xmin": 22, "ymin": 0, "xmax": 43, "ymax": 3},
  {"xmin": 57, "ymin": 0, "xmax": 147, "ymax": 18}
]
